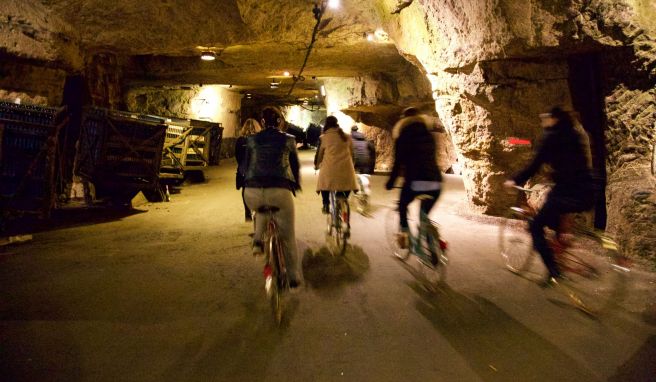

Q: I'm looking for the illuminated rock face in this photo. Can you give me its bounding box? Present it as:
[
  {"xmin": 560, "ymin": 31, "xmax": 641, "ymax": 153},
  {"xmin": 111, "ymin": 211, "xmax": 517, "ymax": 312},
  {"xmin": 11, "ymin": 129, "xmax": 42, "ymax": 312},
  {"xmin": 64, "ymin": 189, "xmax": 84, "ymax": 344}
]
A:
[
  {"xmin": 379, "ymin": 0, "xmax": 655, "ymax": 260},
  {"xmin": 125, "ymin": 85, "xmax": 242, "ymax": 136}
]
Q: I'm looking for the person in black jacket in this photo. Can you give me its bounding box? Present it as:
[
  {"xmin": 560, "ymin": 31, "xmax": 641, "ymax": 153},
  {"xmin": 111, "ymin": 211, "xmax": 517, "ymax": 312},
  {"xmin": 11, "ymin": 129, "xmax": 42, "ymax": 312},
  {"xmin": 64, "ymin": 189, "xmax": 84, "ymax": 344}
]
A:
[
  {"xmin": 505, "ymin": 106, "xmax": 594, "ymax": 282},
  {"xmin": 243, "ymin": 107, "xmax": 302, "ymax": 287},
  {"xmin": 351, "ymin": 125, "xmax": 376, "ymax": 174},
  {"xmin": 386, "ymin": 108, "xmax": 442, "ymax": 248}
]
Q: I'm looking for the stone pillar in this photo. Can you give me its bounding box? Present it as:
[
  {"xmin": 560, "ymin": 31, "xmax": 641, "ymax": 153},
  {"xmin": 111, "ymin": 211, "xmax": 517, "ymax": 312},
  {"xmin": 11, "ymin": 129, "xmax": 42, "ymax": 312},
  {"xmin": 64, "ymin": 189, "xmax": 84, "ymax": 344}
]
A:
[
  {"xmin": 86, "ymin": 53, "xmax": 123, "ymax": 109},
  {"xmin": 431, "ymin": 59, "xmax": 573, "ymax": 214}
]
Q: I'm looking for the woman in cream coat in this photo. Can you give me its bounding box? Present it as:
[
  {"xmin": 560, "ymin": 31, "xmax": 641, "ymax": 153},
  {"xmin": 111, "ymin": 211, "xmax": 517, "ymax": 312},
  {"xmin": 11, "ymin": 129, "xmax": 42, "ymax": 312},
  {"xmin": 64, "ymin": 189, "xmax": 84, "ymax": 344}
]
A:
[{"xmin": 315, "ymin": 116, "xmax": 358, "ymax": 213}]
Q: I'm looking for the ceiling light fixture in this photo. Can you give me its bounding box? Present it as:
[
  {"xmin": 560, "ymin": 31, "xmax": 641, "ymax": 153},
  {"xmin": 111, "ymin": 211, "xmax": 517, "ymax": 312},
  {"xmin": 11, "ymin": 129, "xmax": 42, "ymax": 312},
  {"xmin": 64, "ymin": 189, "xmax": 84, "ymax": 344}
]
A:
[
  {"xmin": 200, "ymin": 51, "xmax": 216, "ymax": 61},
  {"xmin": 366, "ymin": 34, "xmax": 374, "ymax": 42},
  {"xmin": 327, "ymin": 0, "xmax": 340, "ymax": 9}
]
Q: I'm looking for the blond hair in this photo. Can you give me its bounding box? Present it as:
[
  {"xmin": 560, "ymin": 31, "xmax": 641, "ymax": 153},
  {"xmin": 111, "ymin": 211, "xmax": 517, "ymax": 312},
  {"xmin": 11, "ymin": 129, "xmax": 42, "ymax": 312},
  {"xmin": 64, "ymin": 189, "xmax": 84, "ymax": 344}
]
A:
[{"xmin": 240, "ymin": 118, "xmax": 262, "ymax": 136}]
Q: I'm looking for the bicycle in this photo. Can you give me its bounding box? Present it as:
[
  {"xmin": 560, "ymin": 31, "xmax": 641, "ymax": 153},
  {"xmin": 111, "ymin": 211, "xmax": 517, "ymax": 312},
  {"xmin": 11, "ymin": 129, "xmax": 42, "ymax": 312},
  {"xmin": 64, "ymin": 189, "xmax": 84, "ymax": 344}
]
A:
[
  {"xmin": 385, "ymin": 193, "xmax": 448, "ymax": 289},
  {"xmin": 499, "ymin": 185, "xmax": 630, "ymax": 315},
  {"xmin": 256, "ymin": 205, "xmax": 289, "ymax": 324},
  {"xmin": 325, "ymin": 191, "xmax": 350, "ymax": 256},
  {"xmin": 353, "ymin": 174, "xmax": 371, "ymax": 216}
]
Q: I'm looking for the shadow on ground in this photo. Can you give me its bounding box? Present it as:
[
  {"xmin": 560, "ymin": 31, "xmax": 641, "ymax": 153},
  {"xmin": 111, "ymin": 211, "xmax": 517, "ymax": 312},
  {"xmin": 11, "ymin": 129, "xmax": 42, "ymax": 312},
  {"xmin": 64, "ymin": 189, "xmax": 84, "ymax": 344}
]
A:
[
  {"xmin": 301, "ymin": 244, "xmax": 370, "ymax": 297},
  {"xmin": 608, "ymin": 335, "xmax": 656, "ymax": 382},
  {"xmin": 1, "ymin": 206, "xmax": 147, "ymax": 236},
  {"xmin": 409, "ymin": 282, "xmax": 601, "ymax": 382}
]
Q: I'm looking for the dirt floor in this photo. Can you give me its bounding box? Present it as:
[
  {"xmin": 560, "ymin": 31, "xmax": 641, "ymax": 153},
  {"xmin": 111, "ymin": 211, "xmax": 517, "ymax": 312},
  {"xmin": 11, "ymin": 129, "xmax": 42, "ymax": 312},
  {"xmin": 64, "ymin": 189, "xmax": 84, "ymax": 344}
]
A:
[{"xmin": 1, "ymin": 151, "xmax": 655, "ymax": 382}]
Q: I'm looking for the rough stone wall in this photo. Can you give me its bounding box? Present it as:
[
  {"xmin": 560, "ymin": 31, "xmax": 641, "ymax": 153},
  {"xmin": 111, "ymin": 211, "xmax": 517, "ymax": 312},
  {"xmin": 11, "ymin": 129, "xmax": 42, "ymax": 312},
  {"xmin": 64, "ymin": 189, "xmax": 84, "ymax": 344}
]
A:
[
  {"xmin": 0, "ymin": 0, "xmax": 82, "ymax": 106},
  {"xmin": 125, "ymin": 85, "xmax": 242, "ymax": 139},
  {"xmin": 281, "ymin": 105, "xmax": 325, "ymax": 130},
  {"xmin": 86, "ymin": 53, "xmax": 123, "ymax": 109},
  {"xmin": 323, "ymin": 62, "xmax": 455, "ymax": 172},
  {"xmin": 430, "ymin": 59, "xmax": 574, "ymax": 213},
  {"xmin": 0, "ymin": 60, "xmax": 67, "ymax": 105},
  {"xmin": 603, "ymin": 51, "xmax": 656, "ymax": 260},
  {"xmin": 0, "ymin": 0, "xmax": 82, "ymax": 68},
  {"xmin": 378, "ymin": 0, "xmax": 656, "ymax": 260}
]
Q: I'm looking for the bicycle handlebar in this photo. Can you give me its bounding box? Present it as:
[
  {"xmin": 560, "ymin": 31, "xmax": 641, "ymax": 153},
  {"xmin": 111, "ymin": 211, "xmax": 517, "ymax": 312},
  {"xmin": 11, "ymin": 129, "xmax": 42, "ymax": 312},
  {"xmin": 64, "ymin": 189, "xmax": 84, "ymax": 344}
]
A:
[{"xmin": 512, "ymin": 185, "xmax": 535, "ymax": 193}]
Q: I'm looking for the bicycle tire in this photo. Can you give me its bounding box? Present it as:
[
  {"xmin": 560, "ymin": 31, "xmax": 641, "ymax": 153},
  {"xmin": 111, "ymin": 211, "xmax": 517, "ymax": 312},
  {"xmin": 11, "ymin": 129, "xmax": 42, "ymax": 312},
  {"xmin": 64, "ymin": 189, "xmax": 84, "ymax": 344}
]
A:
[
  {"xmin": 334, "ymin": 198, "xmax": 349, "ymax": 256},
  {"xmin": 267, "ymin": 226, "xmax": 287, "ymax": 324},
  {"xmin": 499, "ymin": 215, "xmax": 534, "ymax": 274},
  {"xmin": 552, "ymin": 235, "xmax": 628, "ymax": 315},
  {"xmin": 385, "ymin": 205, "xmax": 409, "ymax": 260},
  {"xmin": 421, "ymin": 222, "xmax": 447, "ymax": 286}
]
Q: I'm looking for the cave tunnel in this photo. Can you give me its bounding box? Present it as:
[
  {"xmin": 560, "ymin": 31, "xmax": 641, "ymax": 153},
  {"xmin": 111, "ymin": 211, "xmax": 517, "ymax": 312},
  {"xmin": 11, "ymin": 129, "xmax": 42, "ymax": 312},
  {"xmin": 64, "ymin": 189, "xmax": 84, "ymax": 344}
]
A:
[{"xmin": 1, "ymin": 1, "xmax": 655, "ymax": 380}]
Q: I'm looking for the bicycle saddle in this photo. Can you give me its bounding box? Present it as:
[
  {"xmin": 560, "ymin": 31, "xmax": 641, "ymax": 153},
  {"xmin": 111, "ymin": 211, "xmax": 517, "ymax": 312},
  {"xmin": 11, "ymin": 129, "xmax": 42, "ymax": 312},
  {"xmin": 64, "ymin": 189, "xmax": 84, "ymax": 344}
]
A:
[{"xmin": 257, "ymin": 205, "xmax": 280, "ymax": 213}]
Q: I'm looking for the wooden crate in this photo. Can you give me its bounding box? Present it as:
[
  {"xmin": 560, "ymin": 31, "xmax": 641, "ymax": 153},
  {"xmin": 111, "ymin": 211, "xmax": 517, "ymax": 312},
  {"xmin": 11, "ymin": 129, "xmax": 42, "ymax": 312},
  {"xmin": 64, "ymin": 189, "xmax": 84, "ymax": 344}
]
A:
[
  {"xmin": 161, "ymin": 119, "xmax": 223, "ymax": 173},
  {"xmin": 76, "ymin": 108, "xmax": 167, "ymax": 204},
  {"xmin": 0, "ymin": 102, "xmax": 67, "ymax": 218}
]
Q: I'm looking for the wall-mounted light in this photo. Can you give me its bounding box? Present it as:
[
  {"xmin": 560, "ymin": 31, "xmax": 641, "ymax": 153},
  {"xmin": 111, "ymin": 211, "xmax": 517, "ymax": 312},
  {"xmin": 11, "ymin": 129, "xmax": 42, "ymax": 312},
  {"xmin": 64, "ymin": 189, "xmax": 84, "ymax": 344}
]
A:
[
  {"xmin": 327, "ymin": 0, "xmax": 340, "ymax": 9},
  {"xmin": 366, "ymin": 34, "xmax": 374, "ymax": 42},
  {"xmin": 320, "ymin": 85, "xmax": 326, "ymax": 97},
  {"xmin": 200, "ymin": 51, "xmax": 216, "ymax": 61},
  {"xmin": 283, "ymin": 71, "xmax": 291, "ymax": 77}
]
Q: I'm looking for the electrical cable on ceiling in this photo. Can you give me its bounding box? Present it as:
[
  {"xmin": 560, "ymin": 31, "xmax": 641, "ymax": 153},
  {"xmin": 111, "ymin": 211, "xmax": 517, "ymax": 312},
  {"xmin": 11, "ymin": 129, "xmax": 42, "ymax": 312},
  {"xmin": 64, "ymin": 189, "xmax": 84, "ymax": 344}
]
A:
[{"xmin": 286, "ymin": 1, "xmax": 328, "ymax": 97}]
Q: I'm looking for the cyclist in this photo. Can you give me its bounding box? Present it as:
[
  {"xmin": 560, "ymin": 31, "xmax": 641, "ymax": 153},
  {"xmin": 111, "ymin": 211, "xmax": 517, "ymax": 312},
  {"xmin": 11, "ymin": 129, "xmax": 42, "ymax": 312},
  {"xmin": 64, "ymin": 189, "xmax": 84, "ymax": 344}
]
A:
[
  {"xmin": 504, "ymin": 106, "xmax": 594, "ymax": 283},
  {"xmin": 315, "ymin": 116, "xmax": 358, "ymax": 214},
  {"xmin": 386, "ymin": 107, "xmax": 442, "ymax": 248},
  {"xmin": 243, "ymin": 107, "xmax": 302, "ymax": 287},
  {"xmin": 351, "ymin": 125, "xmax": 376, "ymax": 174}
]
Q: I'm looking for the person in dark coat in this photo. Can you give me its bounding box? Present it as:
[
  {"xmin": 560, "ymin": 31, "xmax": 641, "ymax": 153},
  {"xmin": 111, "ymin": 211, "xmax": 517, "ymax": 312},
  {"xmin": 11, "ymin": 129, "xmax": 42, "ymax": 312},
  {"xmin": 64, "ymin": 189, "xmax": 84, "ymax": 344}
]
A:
[
  {"xmin": 505, "ymin": 106, "xmax": 594, "ymax": 282},
  {"xmin": 350, "ymin": 125, "xmax": 376, "ymax": 174},
  {"xmin": 386, "ymin": 108, "xmax": 442, "ymax": 247},
  {"xmin": 243, "ymin": 107, "xmax": 302, "ymax": 286}
]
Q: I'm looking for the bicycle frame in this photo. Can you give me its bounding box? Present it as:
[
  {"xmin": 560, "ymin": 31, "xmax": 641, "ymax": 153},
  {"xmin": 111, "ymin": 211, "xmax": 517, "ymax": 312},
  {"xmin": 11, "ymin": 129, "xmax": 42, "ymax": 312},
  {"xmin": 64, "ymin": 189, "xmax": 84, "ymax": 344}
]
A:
[{"xmin": 507, "ymin": 187, "xmax": 627, "ymax": 275}]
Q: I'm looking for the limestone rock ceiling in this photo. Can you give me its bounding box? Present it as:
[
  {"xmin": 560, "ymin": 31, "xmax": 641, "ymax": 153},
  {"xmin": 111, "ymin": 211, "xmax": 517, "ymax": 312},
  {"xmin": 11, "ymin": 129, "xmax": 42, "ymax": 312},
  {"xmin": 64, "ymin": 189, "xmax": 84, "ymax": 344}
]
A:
[{"xmin": 40, "ymin": 0, "xmax": 406, "ymax": 96}]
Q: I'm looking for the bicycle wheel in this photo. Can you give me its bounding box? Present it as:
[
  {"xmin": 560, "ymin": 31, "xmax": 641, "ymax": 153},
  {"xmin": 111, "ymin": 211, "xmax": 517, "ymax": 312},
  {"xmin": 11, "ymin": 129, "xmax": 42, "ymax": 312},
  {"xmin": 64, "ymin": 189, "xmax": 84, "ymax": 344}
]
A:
[
  {"xmin": 552, "ymin": 234, "xmax": 629, "ymax": 316},
  {"xmin": 334, "ymin": 198, "xmax": 349, "ymax": 256},
  {"xmin": 421, "ymin": 222, "xmax": 447, "ymax": 286},
  {"xmin": 268, "ymin": 232, "xmax": 286, "ymax": 324},
  {"xmin": 385, "ymin": 205, "xmax": 409, "ymax": 260},
  {"xmin": 355, "ymin": 193, "xmax": 369, "ymax": 215},
  {"xmin": 499, "ymin": 215, "xmax": 534, "ymax": 274}
]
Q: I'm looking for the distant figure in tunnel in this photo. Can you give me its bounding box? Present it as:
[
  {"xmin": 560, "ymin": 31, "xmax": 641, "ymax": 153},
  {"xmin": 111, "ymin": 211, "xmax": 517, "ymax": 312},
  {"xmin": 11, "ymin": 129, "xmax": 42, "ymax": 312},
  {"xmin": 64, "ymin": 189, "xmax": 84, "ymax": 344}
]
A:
[
  {"xmin": 504, "ymin": 106, "xmax": 594, "ymax": 283},
  {"xmin": 315, "ymin": 116, "xmax": 358, "ymax": 214},
  {"xmin": 243, "ymin": 107, "xmax": 302, "ymax": 287},
  {"xmin": 350, "ymin": 125, "xmax": 376, "ymax": 174},
  {"xmin": 235, "ymin": 118, "xmax": 262, "ymax": 222},
  {"xmin": 386, "ymin": 107, "xmax": 442, "ymax": 249}
]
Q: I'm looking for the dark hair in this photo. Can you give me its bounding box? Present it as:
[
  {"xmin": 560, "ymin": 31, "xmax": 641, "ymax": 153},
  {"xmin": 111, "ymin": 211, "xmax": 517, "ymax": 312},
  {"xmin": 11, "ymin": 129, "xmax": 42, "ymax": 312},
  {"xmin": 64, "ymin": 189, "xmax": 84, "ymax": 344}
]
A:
[
  {"xmin": 549, "ymin": 106, "xmax": 574, "ymax": 129},
  {"xmin": 324, "ymin": 115, "xmax": 347, "ymax": 142},
  {"xmin": 261, "ymin": 107, "xmax": 282, "ymax": 128}
]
